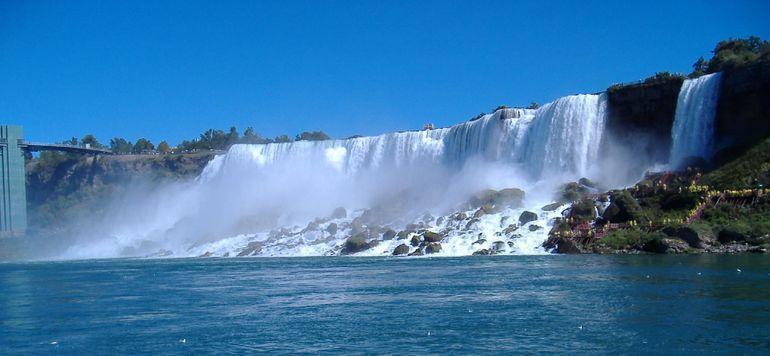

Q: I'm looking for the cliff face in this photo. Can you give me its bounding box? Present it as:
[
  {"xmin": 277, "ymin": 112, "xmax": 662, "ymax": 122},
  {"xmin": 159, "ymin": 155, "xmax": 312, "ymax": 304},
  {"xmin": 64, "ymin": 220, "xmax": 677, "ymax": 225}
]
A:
[
  {"xmin": 714, "ymin": 62, "xmax": 770, "ymax": 159},
  {"xmin": 26, "ymin": 152, "xmax": 216, "ymax": 229},
  {"xmin": 603, "ymin": 63, "xmax": 770, "ymax": 167},
  {"xmin": 604, "ymin": 77, "xmax": 684, "ymax": 163}
]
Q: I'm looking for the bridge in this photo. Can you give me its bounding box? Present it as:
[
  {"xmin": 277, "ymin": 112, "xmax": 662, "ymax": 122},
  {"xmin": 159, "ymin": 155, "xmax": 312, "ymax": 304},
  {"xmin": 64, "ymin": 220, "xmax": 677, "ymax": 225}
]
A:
[{"xmin": 0, "ymin": 125, "xmax": 111, "ymax": 236}]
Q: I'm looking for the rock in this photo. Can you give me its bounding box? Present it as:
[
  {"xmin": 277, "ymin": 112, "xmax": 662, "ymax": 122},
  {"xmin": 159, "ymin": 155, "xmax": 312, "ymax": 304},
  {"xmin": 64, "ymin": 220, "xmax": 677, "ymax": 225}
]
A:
[
  {"xmin": 519, "ymin": 211, "xmax": 538, "ymax": 225},
  {"xmin": 469, "ymin": 188, "xmax": 525, "ymax": 209},
  {"xmin": 558, "ymin": 182, "xmax": 590, "ymax": 202},
  {"xmin": 472, "ymin": 249, "xmax": 493, "ymax": 256},
  {"xmin": 578, "ymin": 177, "xmax": 596, "ymax": 188},
  {"xmin": 507, "ymin": 241, "xmax": 514, "ymax": 247},
  {"xmin": 382, "ymin": 229, "xmax": 396, "ymax": 240},
  {"xmin": 473, "ymin": 207, "xmax": 487, "ymax": 219},
  {"xmin": 410, "ymin": 235, "xmax": 421, "ymax": 247},
  {"xmin": 425, "ymin": 242, "xmax": 442, "ymax": 254},
  {"xmin": 237, "ymin": 241, "xmax": 262, "ymax": 257},
  {"xmin": 350, "ymin": 218, "xmax": 365, "ymax": 235},
  {"xmin": 436, "ymin": 216, "xmax": 445, "ymax": 226},
  {"xmin": 603, "ymin": 191, "xmax": 643, "ymax": 223},
  {"xmin": 453, "ymin": 212, "xmax": 468, "ymax": 221},
  {"xmin": 397, "ymin": 230, "xmax": 411, "ymax": 240},
  {"xmin": 422, "ymin": 230, "xmax": 444, "ymax": 243},
  {"xmin": 408, "ymin": 247, "xmax": 424, "ymax": 256},
  {"xmin": 528, "ymin": 225, "xmax": 542, "ymax": 232},
  {"xmin": 465, "ymin": 219, "xmax": 479, "ymax": 230},
  {"xmin": 472, "ymin": 238, "xmax": 487, "ymax": 245},
  {"xmin": 199, "ymin": 251, "xmax": 213, "ymax": 257},
  {"xmin": 331, "ymin": 207, "xmax": 347, "ymax": 219},
  {"xmin": 569, "ymin": 198, "xmax": 597, "ymax": 221},
  {"xmin": 541, "ymin": 202, "xmax": 562, "ymax": 211},
  {"xmin": 503, "ymin": 224, "xmax": 518, "ymax": 235},
  {"xmin": 643, "ymin": 237, "xmax": 690, "ymax": 254},
  {"xmin": 543, "ymin": 236, "xmax": 582, "ymax": 254},
  {"xmin": 326, "ymin": 222, "xmax": 338, "ymax": 235},
  {"xmin": 718, "ymin": 226, "xmax": 749, "ymax": 244},
  {"xmin": 392, "ymin": 244, "xmax": 410, "ymax": 255},
  {"xmin": 342, "ymin": 233, "xmax": 371, "ymax": 255},
  {"xmin": 662, "ymin": 225, "xmax": 716, "ymax": 248},
  {"xmin": 492, "ymin": 241, "xmax": 506, "ymax": 251}
]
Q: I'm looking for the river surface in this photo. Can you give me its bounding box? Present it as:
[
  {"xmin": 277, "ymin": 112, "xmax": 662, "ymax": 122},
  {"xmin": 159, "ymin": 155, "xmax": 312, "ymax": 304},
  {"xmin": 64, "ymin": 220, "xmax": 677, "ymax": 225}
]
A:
[{"xmin": 1, "ymin": 255, "xmax": 769, "ymax": 354}]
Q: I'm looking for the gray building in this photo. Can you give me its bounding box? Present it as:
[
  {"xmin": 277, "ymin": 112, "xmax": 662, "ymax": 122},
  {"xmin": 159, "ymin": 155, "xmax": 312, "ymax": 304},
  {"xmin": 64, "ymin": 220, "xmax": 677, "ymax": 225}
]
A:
[{"xmin": 0, "ymin": 125, "xmax": 27, "ymax": 236}]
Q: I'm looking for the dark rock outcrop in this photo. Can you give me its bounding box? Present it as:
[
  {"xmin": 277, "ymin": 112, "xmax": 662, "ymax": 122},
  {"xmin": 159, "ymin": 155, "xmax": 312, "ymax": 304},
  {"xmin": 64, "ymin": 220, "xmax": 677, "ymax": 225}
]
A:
[
  {"xmin": 543, "ymin": 236, "xmax": 582, "ymax": 254},
  {"xmin": 422, "ymin": 230, "xmax": 444, "ymax": 243},
  {"xmin": 662, "ymin": 225, "xmax": 716, "ymax": 248},
  {"xmin": 518, "ymin": 211, "xmax": 538, "ymax": 225},
  {"xmin": 425, "ymin": 242, "xmax": 442, "ymax": 254},
  {"xmin": 643, "ymin": 237, "xmax": 690, "ymax": 254},
  {"xmin": 392, "ymin": 244, "xmax": 410, "ymax": 255}
]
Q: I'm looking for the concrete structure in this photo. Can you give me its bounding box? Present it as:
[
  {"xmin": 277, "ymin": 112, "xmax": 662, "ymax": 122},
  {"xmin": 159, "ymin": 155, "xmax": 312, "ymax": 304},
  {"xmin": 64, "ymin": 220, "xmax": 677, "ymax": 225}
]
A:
[
  {"xmin": 0, "ymin": 125, "xmax": 112, "ymax": 237},
  {"xmin": 0, "ymin": 126, "xmax": 28, "ymax": 236}
]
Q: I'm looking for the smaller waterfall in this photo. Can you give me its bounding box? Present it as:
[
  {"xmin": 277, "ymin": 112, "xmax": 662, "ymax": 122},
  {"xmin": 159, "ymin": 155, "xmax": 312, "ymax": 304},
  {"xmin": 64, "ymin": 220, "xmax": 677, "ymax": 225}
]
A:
[{"xmin": 669, "ymin": 72, "xmax": 722, "ymax": 167}]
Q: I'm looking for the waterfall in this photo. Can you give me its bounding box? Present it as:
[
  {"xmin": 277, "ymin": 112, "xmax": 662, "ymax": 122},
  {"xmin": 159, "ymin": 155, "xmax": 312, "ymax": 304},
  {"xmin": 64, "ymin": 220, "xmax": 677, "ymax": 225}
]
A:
[
  {"xmin": 203, "ymin": 95, "xmax": 607, "ymax": 182},
  {"xmin": 66, "ymin": 93, "xmax": 611, "ymax": 259},
  {"xmin": 669, "ymin": 72, "xmax": 722, "ymax": 167}
]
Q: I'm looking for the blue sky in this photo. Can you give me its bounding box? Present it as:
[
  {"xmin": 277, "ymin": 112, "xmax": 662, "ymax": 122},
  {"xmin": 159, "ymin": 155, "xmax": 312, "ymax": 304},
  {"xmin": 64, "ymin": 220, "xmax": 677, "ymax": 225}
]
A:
[{"xmin": 1, "ymin": 0, "xmax": 768, "ymax": 145}]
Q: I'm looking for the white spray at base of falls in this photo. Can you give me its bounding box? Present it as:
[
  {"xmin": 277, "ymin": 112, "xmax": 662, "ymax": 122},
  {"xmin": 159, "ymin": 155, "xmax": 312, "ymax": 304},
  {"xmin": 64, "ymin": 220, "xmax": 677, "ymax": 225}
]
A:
[
  {"xmin": 63, "ymin": 94, "xmax": 612, "ymax": 259},
  {"xmin": 669, "ymin": 72, "xmax": 722, "ymax": 167}
]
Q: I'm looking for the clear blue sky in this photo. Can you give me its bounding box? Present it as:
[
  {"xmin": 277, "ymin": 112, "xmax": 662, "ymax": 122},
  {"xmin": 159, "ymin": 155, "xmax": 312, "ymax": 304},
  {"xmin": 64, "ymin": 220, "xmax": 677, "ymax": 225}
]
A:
[{"xmin": 1, "ymin": 0, "xmax": 768, "ymax": 145}]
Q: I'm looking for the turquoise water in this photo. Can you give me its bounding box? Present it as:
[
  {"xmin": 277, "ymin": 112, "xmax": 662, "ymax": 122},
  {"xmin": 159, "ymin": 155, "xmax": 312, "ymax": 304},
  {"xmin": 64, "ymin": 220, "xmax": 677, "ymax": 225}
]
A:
[{"xmin": 1, "ymin": 255, "xmax": 769, "ymax": 354}]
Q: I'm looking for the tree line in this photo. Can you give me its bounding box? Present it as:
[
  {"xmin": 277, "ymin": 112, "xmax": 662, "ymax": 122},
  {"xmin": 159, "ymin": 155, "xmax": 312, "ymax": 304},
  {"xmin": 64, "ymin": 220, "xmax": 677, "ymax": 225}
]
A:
[{"xmin": 55, "ymin": 127, "xmax": 332, "ymax": 155}]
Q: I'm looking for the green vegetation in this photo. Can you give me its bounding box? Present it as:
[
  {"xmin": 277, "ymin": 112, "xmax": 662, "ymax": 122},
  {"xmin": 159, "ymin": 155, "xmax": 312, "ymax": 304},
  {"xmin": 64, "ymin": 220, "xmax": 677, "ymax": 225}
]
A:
[
  {"xmin": 295, "ymin": 131, "xmax": 331, "ymax": 141},
  {"xmin": 701, "ymin": 137, "xmax": 770, "ymax": 189},
  {"xmin": 643, "ymin": 71, "xmax": 686, "ymax": 85},
  {"xmin": 597, "ymin": 229, "xmax": 666, "ymax": 250},
  {"xmin": 691, "ymin": 36, "xmax": 770, "ymax": 77}
]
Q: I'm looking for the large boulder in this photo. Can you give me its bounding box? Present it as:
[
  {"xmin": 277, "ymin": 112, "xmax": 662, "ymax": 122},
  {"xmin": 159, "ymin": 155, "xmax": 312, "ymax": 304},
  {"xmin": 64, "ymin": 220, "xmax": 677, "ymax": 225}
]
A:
[
  {"xmin": 392, "ymin": 244, "xmax": 410, "ymax": 255},
  {"xmin": 382, "ymin": 229, "xmax": 396, "ymax": 240},
  {"xmin": 718, "ymin": 226, "xmax": 750, "ymax": 243},
  {"xmin": 425, "ymin": 242, "xmax": 442, "ymax": 254},
  {"xmin": 643, "ymin": 237, "xmax": 690, "ymax": 254},
  {"xmin": 542, "ymin": 236, "xmax": 582, "ymax": 254},
  {"xmin": 603, "ymin": 191, "xmax": 643, "ymax": 223},
  {"xmin": 410, "ymin": 235, "xmax": 421, "ymax": 247},
  {"xmin": 237, "ymin": 241, "xmax": 263, "ymax": 257},
  {"xmin": 662, "ymin": 225, "xmax": 716, "ymax": 248},
  {"xmin": 469, "ymin": 188, "xmax": 525, "ymax": 209},
  {"xmin": 569, "ymin": 198, "xmax": 597, "ymax": 222},
  {"xmin": 326, "ymin": 223, "xmax": 338, "ymax": 235},
  {"xmin": 518, "ymin": 211, "xmax": 538, "ymax": 225},
  {"xmin": 558, "ymin": 182, "xmax": 590, "ymax": 202},
  {"xmin": 342, "ymin": 234, "xmax": 371, "ymax": 255},
  {"xmin": 408, "ymin": 247, "xmax": 424, "ymax": 256},
  {"xmin": 422, "ymin": 230, "xmax": 444, "ymax": 243}
]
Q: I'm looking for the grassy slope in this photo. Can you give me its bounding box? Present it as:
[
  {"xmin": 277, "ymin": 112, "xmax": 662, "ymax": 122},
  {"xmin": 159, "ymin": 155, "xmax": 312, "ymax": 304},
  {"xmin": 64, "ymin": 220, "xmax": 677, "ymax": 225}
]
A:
[{"xmin": 701, "ymin": 137, "xmax": 770, "ymax": 189}]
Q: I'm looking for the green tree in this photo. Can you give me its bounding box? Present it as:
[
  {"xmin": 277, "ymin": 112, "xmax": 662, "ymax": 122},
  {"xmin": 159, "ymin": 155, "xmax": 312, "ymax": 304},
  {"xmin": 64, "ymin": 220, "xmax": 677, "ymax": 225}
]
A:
[
  {"xmin": 705, "ymin": 36, "xmax": 770, "ymax": 73},
  {"xmin": 226, "ymin": 126, "xmax": 240, "ymax": 147},
  {"xmin": 690, "ymin": 56, "xmax": 708, "ymax": 78},
  {"xmin": 295, "ymin": 131, "xmax": 330, "ymax": 141},
  {"xmin": 132, "ymin": 138, "xmax": 155, "ymax": 154},
  {"xmin": 157, "ymin": 140, "xmax": 171, "ymax": 154},
  {"xmin": 274, "ymin": 135, "xmax": 291, "ymax": 143},
  {"xmin": 527, "ymin": 102, "xmax": 540, "ymax": 110},
  {"xmin": 109, "ymin": 137, "xmax": 132, "ymax": 154},
  {"xmin": 80, "ymin": 134, "xmax": 103, "ymax": 149},
  {"xmin": 241, "ymin": 127, "xmax": 265, "ymax": 144}
]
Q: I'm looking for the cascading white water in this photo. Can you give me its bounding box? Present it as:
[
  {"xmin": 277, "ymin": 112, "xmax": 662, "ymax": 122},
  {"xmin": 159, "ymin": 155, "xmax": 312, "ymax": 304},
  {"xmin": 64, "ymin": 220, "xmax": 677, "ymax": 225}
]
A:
[
  {"xmin": 65, "ymin": 94, "xmax": 612, "ymax": 259},
  {"xmin": 669, "ymin": 72, "xmax": 722, "ymax": 167}
]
